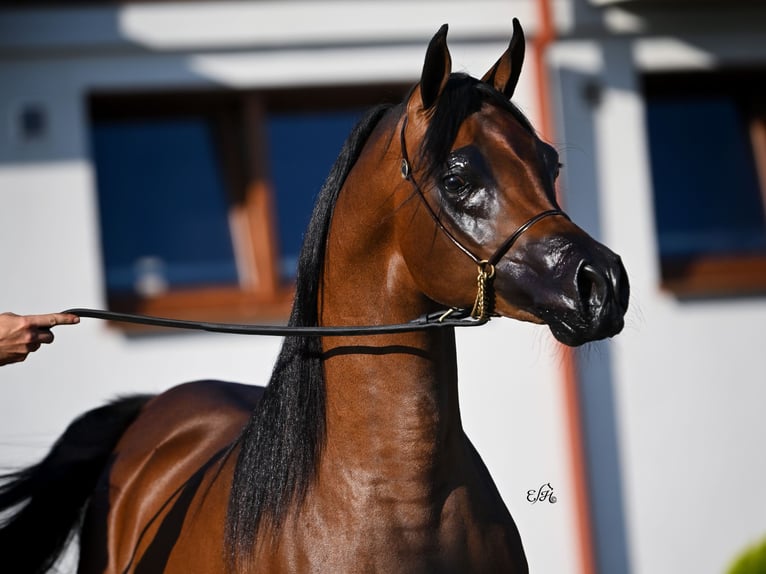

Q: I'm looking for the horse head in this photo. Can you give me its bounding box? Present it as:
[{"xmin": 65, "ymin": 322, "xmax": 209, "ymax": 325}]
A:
[{"xmin": 395, "ymin": 19, "xmax": 629, "ymax": 346}]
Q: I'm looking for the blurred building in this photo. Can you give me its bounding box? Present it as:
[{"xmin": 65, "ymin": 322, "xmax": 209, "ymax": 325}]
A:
[{"xmin": 1, "ymin": 1, "xmax": 765, "ymax": 573}]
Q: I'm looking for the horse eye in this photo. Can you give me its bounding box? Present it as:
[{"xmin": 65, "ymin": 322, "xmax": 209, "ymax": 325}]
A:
[{"xmin": 442, "ymin": 173, "xmax": 467, "ymax": 194}]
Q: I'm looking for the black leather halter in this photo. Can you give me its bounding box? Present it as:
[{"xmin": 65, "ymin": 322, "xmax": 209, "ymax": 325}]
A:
[
  {"xmin": 65, "ymin": 114, "xmax": 568, "ymax": 336},
  {"xmin": 398, "ymin": 115, "xmax": 569, "ymax": 318}
]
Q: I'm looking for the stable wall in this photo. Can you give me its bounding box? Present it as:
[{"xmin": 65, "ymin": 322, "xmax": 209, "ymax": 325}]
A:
[{"xmin": 550, "ymin": 3, "xmax": 766, "ymax": 571}]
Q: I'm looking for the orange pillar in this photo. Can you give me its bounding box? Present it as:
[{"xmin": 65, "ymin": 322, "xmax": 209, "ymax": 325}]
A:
[{"xmin": 532, "ymin": 2, "xmax": 598, "ymax": 573}]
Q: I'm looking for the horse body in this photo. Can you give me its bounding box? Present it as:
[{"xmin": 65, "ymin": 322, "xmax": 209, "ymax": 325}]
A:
[{"xmin": 1, "ymin": 19, "xmax": 628, "ymax": 573}]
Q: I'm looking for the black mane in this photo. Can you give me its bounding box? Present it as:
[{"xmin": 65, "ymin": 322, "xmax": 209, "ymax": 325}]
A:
[{"xmin": 225, "ymin": 103, "xmax": 395, "ymax": 568}]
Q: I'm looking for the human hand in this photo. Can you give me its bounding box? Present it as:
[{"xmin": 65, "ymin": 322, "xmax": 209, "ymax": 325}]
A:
[{"xmin": 0, "ymin": 312, "xmax": 80, "ymax": 366}]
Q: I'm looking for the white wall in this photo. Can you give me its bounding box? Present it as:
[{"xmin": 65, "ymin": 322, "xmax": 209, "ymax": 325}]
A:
[
  {"xmin": 0, "ymin": 2, "xmax": 587, "ymax": 573},
  {"xmin": 550, "ymin": 8, "xmax": 766, "ymax": 572}
]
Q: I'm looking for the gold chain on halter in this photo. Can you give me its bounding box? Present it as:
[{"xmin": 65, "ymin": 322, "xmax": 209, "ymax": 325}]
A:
[{"xmin": 470, "ymin": 260, "xmax": 496, "ymax": 320}]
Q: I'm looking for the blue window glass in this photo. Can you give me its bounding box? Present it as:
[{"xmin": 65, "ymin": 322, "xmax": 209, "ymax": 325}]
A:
[
  {"xmin": 646, "ymin": 96, "xmax": 766, "ymax": 257},
  {"xmin": 266, "ymin": 110, "xmax": 361, "ymax": 279},
  {"xmin": 91, "ymin": 118, "xmax": 239, "ymax": 295}
]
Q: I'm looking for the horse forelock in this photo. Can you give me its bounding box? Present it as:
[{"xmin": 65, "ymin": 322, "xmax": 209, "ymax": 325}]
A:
[
  {"xmin": 419, "ymin": 73, "xmax": 536, "ymax": 180},
  {"xmin": 224, "ymin": 103, "xmax": 395, "ymax": 569}
]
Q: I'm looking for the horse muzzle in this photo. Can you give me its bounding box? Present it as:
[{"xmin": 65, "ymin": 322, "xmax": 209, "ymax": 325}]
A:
[
  {"xmin": 495, "ymin": 235, "xmax": 630, "ymax": 347},
  {"xmin": 547, "ymin": 256, "xmax": 630, "ymax": 346}
]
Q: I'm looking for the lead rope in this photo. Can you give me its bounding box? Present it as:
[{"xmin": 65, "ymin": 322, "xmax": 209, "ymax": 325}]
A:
[
  {"xmin": 67, "ymin": 114, "xmax": 568, "ymax": 336},
  {"xmin": 63, "ymin": 307, "xmax": 488, "ymax": 336}
]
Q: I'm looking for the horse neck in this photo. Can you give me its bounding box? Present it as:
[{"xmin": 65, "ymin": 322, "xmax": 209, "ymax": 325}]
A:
[{"xmin": 318, "ymin": 112, "xmax": 464, "ymax": 482}]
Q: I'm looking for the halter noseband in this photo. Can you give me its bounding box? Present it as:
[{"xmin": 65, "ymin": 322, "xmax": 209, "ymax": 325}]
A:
[{"xmin": 398, "ymin": 115, "xmax": 569, "ymax": 319}]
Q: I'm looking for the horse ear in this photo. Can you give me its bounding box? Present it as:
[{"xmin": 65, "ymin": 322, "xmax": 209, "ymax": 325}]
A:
[
  {"xmin": 481, "ymin": 18, "xmax": 525, "ymax": 99},
  {"xmin": 419, "ymin": 24, "xmax": 452, "ymax": 110}
]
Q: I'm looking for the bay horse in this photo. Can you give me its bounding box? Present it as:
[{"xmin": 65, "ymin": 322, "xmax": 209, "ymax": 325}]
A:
[{"xmin": 0, "ymin": 19, "xmax": 628, "ymax": 573}]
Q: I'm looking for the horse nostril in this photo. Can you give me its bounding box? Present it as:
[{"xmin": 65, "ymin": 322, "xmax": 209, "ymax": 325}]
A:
[
  {"xmin": 576, "ymin": 263, "xmax": 608, "ymax": 315},
  {"xmin": 567, "ymin": 258, "xmax": 629, "ymax": 341}
]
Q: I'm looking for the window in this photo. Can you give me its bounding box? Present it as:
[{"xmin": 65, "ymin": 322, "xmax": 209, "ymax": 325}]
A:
[
  {"xmin": 644, "ymin": 70, "xmax": 766, "ymax": 297},
  {"xmin": 89, "ymin": 85, "xmax": 408, "ymax": 327}
]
